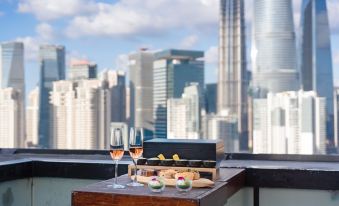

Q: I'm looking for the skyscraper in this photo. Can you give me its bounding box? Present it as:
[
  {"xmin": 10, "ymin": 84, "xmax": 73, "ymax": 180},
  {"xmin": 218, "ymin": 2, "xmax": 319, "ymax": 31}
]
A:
[
  {"xmin": 300, "ymin": 0, "xmax": 334, "ymax": 146},
  {"xmin": 129, "ymin": 49, "xmax": 154, "ymax": 139},
  {"xmin": 68, "ymin": 60, "xmax": 97, "ymax": 80},
  {"xmin": 251, "ymin": 0, "xmax": 299, "ymax": 96},
  {"xmin": 253, "ymin": 90, "xmax": 326, "ymax": 154},
  {"xmin": 153, "ymin": 49, "xmax": 204, "ymax": 139},
  {"xmin": 0, "ymin": 88, "xmax": 23, "ymax": 148},
  {"xmin": 0, "ymin": 42, "xmax": 25, "ymax": 147},
  {"xmin": 26, "ymin": 87, "xmax": 39, "ymax": 147},
  {"xmin": 218, "ymin": 0, "xmax": 248, "ymax": 150},
  {"xmin": 38, "ymin": 45, "xmax": 65, "ymax": 148},
  {"xmin": 167, "ymin": 83, "xmax": 201, "ymax": 139},
  {"xmin": 99, "ymin": 70, "xmax": 126, "ymax": 123}
]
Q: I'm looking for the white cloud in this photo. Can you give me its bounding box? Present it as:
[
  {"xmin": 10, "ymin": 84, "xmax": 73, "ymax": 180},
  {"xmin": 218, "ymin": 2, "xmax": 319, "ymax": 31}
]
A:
[
  {"xmin": 36, "ymin": 23, "xmax": 54, "ymax": 41},
  {"xmin": 18, "ymin": 0, "xmax": 98, "ymax": 21},
  {"xmin": 15, "ymin": 36, "xmax": 41, "ymax": 61},
  {"xmin": 205, "ymin": 46, "xmax": 218, "ymax": 65},
  {"xmin": 65, "ymin": 0, "xmax": 218, "ymax": 38},
  {"xmin": 179, "ymin": 35, "xmax": 199, "ymax": 49},
  {"xmin": 115, "ymin": 54, "xmax": 129, "ymax": 71}
]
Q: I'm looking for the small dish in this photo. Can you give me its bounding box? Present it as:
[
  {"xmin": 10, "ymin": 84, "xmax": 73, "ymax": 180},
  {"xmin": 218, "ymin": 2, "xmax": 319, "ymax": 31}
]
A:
[
  {"xmin": 174, "ymin": 159, "xmax": 188, "ymax": 167},
  {"xmin": 160, "ymin": 159, "xmax": 174, "ymax": 166},
  {"xmin": 202, "ymin": 160, "xmax": 216, "ymax": 168},
  {"xmin": 176, "ymin": 177, "xmax": 192, "ymax": 192},
  {"xmin": 188, "ymin": 160, "xmax": 202, "ymax": 167},
  {"xmin": 137, "ymin": 157, "xmax": 147, "ymax": 165},
  {"xmin": 148, "ymin": 176, "xmax": 165, "ymax": 193},
  {"xmin": 147, "ymin": 158, "xmax": 160, "ymax": 166}
]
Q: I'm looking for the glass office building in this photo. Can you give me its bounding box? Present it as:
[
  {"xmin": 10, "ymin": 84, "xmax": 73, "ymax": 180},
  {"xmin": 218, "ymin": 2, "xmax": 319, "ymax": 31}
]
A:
[
  {"xmin": 251, "ymin": 0, "xmax": 299, "ymax": 97},
  {"xmin": 38, "ymin": 45, "xmax": 65, "ymax": 148},
  {"xmin": 300, "ymin": 0, "xmax": 334, "ymax": 145},
  {"xmin": 153, "ymin": 49, "xmax": 204, "ymax": 139}
]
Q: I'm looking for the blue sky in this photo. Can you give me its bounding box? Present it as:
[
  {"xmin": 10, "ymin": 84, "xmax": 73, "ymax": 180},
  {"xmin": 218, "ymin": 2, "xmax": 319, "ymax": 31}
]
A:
[{"xmin": 0, "ymin": 0, "xmax": 338, "ymax": 94}]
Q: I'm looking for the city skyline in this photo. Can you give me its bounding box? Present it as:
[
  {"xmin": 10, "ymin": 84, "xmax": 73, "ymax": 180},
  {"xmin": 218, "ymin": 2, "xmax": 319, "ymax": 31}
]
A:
[{"xmin": 1, "ymin": 0, "xmax": 339, "ymax": 96}]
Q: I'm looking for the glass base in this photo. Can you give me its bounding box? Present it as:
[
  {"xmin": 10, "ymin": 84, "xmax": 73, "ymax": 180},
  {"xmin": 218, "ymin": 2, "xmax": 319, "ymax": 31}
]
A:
[
  {"xmin": 127, "ymin": 182, "xmax": 144, "ymax": 187},
  {"xmin": 107, "ymin": 184, "xmax": 125, "ymax": 189}
]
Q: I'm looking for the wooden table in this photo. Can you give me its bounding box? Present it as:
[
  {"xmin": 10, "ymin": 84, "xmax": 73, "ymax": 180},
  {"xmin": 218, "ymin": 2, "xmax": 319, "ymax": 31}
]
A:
[{"xmin": 72, "ymin": 168, "xmax": 245, "ymax": 206}]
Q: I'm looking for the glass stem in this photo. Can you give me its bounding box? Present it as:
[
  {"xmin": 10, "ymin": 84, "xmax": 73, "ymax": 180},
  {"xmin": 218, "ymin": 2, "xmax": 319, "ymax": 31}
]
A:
[
  {"xmin": 133, "ymin": 159, "xmax": 138, "ymax": 183},
  {"xmin": 114, "ymin": 160, "xmax": 118, "ymax": 185}
]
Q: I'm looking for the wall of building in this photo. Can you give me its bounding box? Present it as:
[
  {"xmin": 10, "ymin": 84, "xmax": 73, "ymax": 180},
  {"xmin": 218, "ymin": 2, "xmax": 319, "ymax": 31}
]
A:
[{"xmin": 0, "ymin": 178, "xmax": 98, "ymax": 206}]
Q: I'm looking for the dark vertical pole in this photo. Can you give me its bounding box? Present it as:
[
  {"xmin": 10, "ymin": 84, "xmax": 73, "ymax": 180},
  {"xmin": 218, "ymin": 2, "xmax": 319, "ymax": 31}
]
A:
[{"xmin": 254, "ymin": 187, "xmax": 259, "ymax": 206}]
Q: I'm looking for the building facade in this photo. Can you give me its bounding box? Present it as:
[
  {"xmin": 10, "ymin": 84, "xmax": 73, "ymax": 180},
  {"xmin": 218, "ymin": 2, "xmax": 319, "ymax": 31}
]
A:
[
  {"xmin": 167, "ymin": 83, "xmax": 201, "ymax": 139},
  {"xmin": 300, "ymin": 0, "xmax": 334, "ymax": 146},
  {"xmin": 50, "ymin": 79, "xmax": 110, "ymax": 149},
  {"xmin": 0, "ymin": 88, "xmax": 23, "ymax": 148},
  {"xmin": 202, "ymin": 113, "xmax": 239, "ymax": 153},
  {"xmin": 68, "ymin": 60, "xmax": 97, "ymax": 80},
  {"xmin": 38, "ymin": 45, "xmax": 66, "ymax": 148},
  {"xmin": 253, "ymin": 91, "xmax": 326, "ymax": 154},
  {"xmin": 0, "ymin": 42, "xmax": 25, "ymax": 147},
  {"xmin": 153, "ymin": 49, "xmax": 204, "ymax": 139},
  {"xmin": 99, "ymin": 70, "xmax": 126, "ymax": 123},
  {"xmin": 26, "ymin": 87, "xmax": 39, "ymax": 147},
  {"xmin": 251, "ymin": 0, "xmax": 299, "ymax": 96},
  {"xmin": 205, "ymin": 83, "xmax": 217, "ymax": 114},
  {"xmin": 129, "ymin": 50, "xmax": 154, "ymax": 139},
  {"xmin": 218, "ymin": 0, "xmax": 248, "ymax": 150}
]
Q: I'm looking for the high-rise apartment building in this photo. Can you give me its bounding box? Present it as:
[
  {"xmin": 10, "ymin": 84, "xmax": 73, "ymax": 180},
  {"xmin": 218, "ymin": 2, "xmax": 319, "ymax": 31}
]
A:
[
  {"xmin": 0, "ymin": 88, "xmax": 23, "ymax": 148},
  {"xmin": 50, "ymin": 79, "xmax": 110, "ymax": 149},
  {"xmin": 38, "ymin": 45, "xmax": 65, "ymax": 148},
  {"xmin": 300, "ymin": 0, "xmax": 334, "ymax": 146},
  {"xmin": 0, "ymin": 42, "xmax": 25, "ymax": 147},
  {"xmin": 26, "ymin": 87, "xmax": 39, "ymax": 147},
  {"xmin": 99, "ymin": 70, "xmax": 126, "ymax": 123},
  {"xmin": 218, "ymin": 0, "xmax": 248, "ymax": 150},
  {"xmin": 129, "ymin": 49, "xmax": 154, "ymax": 139},
  {"xmin": 167, "ymin": 83, "xmax": 201, "ymax": 139},
  {"xmin": 69, "ymin": 60, "xmax": 97, "ymax": 80},
  {"xmin": 253, "ymin": 90, "xmax": 326, "ymax": 154},
  {"xmin": 251, "ymin": 0, "xmax": 299, "ymax": 96},
  {"xmin": 153, "ymin": 49, "xmax": 204, "ymax": 139}
]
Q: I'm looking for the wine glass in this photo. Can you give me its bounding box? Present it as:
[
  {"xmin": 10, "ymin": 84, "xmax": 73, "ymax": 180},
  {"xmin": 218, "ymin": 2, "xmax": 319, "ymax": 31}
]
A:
[
  {"xmin": 107, "ymin": 127, "xmax": 125, "ymax": 189},
  {"xmin": 127, "ymin": 127, "xmax": 144, "ymax": 187}
]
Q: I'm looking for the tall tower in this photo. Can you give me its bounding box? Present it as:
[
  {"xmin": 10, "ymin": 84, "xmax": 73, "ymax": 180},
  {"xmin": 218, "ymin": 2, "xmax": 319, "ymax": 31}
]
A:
[
  {"xmin": 251, "ymin": 0, "xmax": 299, "ymax": 96},
  {"xmin": 0, "ymin": 42, "xmax": 25, "ymax": 147},
  {"xmin": 129, "ymin": 49, "xmax": 155, "ymax": 139},
  {"xmin": 38, "ymin": 45, "xmax": 65, "ymax": 148},
  {"xmin": 300, "ymin": 0, "xmax": 334, "ymax": 146},
  {"xmin": 218, "ymin": 0, "xmax": 248, "ymax": 150}
]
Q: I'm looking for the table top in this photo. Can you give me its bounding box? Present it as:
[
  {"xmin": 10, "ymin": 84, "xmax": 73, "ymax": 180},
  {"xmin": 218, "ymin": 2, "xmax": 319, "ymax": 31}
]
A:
[{"xmin": 72, "ymin": 168, "xmax": 245, "ymax": 206}]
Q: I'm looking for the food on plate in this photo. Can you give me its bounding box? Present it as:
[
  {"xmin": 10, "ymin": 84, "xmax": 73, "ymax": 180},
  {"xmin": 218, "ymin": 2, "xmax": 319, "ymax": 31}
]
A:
[
  {"xmin": 157, "ymin": 154, "xmax": 166, "ymax": 160},
  {"xmin": 159, "ymin": 169, "xmax": 177, "ymax": 179},
  {"xmin": 172, "ymin": 154, "xmax": 180, "ymax": 161}
]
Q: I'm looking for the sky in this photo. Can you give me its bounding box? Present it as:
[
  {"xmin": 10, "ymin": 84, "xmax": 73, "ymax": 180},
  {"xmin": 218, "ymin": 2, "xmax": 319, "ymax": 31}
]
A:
[{"xmin": 0, "ymin": 0, "xmax": 339, "ymax": 95}]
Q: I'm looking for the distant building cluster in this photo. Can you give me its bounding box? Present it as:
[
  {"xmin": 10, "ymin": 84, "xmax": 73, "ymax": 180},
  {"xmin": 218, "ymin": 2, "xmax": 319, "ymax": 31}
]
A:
[{"xmin": 0, "ymin": 0, "xmax": 337, "ymax": 155}]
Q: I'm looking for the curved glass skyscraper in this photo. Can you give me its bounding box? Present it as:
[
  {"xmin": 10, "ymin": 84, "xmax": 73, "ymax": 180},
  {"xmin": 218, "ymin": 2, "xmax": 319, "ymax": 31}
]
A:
[
  {"xmin": 251, "ymin": 0, "xmax": 299, "ymax": 97},
  {"xmin": 300, "ymin": 0, "xmax": 334, "ymax": 145}
]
